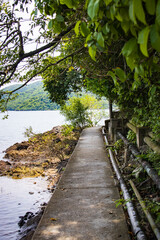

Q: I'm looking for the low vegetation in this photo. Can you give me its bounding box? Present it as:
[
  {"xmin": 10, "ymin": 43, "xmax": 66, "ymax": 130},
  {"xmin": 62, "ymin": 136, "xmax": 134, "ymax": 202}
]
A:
[
  {"xmin": 112, "ymin": 132, "xmax": 160, "ymax": 239},
  {"xmin": 61, "ymin": 94, "xmax": 107, "ymax": 130}
]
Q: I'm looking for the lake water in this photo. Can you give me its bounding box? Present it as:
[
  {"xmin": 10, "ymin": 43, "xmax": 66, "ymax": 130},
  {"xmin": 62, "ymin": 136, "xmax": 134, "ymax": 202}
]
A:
[
  {"xmin": 0, "ymin": 110, "xmax": 108, "ymax": 240},
  {"xmin": 0, "ymin": 110, "xmax": 66, "ymax": 160},
  {"xmin": 0, "ymin": 110, "xmax": 66, "ymax": 240}
]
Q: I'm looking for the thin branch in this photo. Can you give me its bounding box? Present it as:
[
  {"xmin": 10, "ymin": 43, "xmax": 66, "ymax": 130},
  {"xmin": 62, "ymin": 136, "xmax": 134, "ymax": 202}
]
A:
[
  {"xmin": 0, "ymin": 24, "xmax": 75, "ymax": 87},
  {"xmin": 28, "ymin": 42, "xmax": 60, "ymax": 66},
  {"xmin": 18, "ymin": 21, "xmax": 24, "ymax": 56},
  {"xmin": 10, "ymin": 46, "xmax": 84, "ymax": 94},
  {"xmin": 0, "ymin": 30, "xmax": 18, "ymax": 50},
  {"xmin": 21, "ymin": 24, "xmax": 75, "ymax": 59},
  {"xmin": 0, "ymin": 33, "xmax": 19, "ymax": 50}
]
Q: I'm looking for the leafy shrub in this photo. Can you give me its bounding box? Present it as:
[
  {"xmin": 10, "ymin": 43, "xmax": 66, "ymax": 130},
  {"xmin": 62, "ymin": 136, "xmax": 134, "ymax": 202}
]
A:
[
  {"xmin": 61, "ymin": 124, "xmax": 74, "ymax": 137},
  {"xmin": 146, "ymin": 200, "xmax": 160, "ymax": 224},
  {"xmin": 127, "ymin": 130, "xmax": 136, "ymax": 144},
  {"xmin": 114, "ymin": 139, "xmax": 124, "ymax": 151},
  {"xmin": 142, "ymin": 150, "xmax": 160, "ymax": 176},
  {"xmin": 24, "ymin": 126, "xmax": 34, "ymax": 138},
  {"xmin": 60, "ymin": 94, "xmax": 107, "ymax": 131},
  {"xmin": 60, "ymin": 97, "xmax": 92, "ymax": 131}
]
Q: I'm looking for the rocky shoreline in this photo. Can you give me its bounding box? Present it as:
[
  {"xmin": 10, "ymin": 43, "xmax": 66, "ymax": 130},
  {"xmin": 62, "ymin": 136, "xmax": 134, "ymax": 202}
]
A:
[{"xmin": 0, "ymin": 125, "xmax": 80, "ymax": 239}]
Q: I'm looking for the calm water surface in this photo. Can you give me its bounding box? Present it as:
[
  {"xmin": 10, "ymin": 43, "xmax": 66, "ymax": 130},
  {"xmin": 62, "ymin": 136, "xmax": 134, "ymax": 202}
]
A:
[
  {"xmin": 0, "ymin": 110, "xmax": 65, "ymax": 159},
  {"xmin": 0, "ymin": 110, "xmax": 66, "ymax": 240}
]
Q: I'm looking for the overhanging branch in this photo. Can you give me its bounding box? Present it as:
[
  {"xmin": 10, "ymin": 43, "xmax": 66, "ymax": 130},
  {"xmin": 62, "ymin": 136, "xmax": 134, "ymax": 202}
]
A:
[
  {"xmin": 10, "ymin": 46, "xmax": 85, "ymax": 94},
  {"xmin": 21, "ymin": 24, "xmax": 75, "ymax": 59},
  {"xmin": 0, "ymin": 24, "xmax": 75, "ymax": 87}
]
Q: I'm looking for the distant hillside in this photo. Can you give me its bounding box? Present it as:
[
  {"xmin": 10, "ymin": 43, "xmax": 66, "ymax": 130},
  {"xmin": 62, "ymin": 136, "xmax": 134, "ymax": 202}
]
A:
[{"xmin": 3, "ymin": 81, "xmax": 60, "ymax": 111}]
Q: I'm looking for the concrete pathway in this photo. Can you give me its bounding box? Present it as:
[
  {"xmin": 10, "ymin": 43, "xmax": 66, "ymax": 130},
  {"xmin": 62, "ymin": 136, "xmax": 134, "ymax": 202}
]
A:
[{"xmin": 32, "ymin": 127, "xmax": 129, "ymax": 240}]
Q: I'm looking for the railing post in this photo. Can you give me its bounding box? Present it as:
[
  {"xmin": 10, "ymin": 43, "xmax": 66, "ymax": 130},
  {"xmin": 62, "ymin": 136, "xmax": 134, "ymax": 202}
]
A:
[
  {"xmin": 136, "ymin": 127, "xmax": 147, "ymax": 148},
  {"xmin": 109, "ymin": 100, "xmax": 113, "ymax": 119}
]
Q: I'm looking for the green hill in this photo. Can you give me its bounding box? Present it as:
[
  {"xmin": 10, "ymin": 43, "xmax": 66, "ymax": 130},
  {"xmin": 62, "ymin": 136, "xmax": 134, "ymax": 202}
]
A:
[{"xmin": 3, "ymin": 81, "xmax": 60, "ymax": 111}]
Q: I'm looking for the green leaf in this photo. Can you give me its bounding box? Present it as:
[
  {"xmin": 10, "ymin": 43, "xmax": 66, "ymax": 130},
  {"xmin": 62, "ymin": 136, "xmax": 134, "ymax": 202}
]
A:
[
  {"xmin": 97, "ymin": 32, "xmax": 104, "ymax": 47},
  {"xmin": 88, "ymin": 0, "xmax": 100, "ymax": 20},
  {"xmin": 134, "ymin": 0, "xmax": 146, "ymax": 24},
  {"xmin": 74, "ymin": 20, "xmax": 81, "ymax": 36},
  {"xmin": 63, "ymin": 0, "xmax": 74, "ymax": 8},
  {"xmin": 121, "ymin": 21, "xmax": 130, "ymax": 34},
  {"xmin": 115, "ymin": 68, "xmax": 127, "ymax": 82},
  {"xmin": 56, "ymin": 14, "xmax": 64, "ymax": 22},
  {"xmin": 98, "ymin": 10, "xmax": 104, "ymax": 19},
  {"xmin": 150, "ymin": 86, "xmax": 156, "ymax": 96},
  {"xmin": 110, "ymin": 5, "xmax": 116, "ymax": 20},
  {"xmin": 86, "ymin": 33, "xmax": 92, "ymax": 42},
  {"xmin": 156, "ymin": 0, "xmax": 160, "ymax": 26},
  {"xmin": 54, "ymin": 22, "xmax": 61, "ymax": 33},
  {"xmin": 138, "ymin": 26, "xmax": 150, "ymax": 57},
  {"xmin": 150, "ymin": 24, "xmax": 160, "ymax": 52},
  {"xmin": 87, "ymin": 40, "xmax": 95, "ymax": 47},
  {"xmin": 110, "ymin": 26, "xmax": 118, "ymax": 40},
  {"xmin": 130, "ymin": 24, "xmax": 137, "ymax": 37},
  {"xmin": 93, "ymin": 32, "xmax": 98, "ymax": 39},
  {"xmin": 145, "ymin": 0, "xmax": 155, "ymax": 15},
  {"xmin": 134, "ymin": 72, "xmax": 140, "ymax": 83},
  {"xmin": 132, "ymin": 78, "xmax": 140, "ymax": 90},
  {"xmin": 135, "ymin": 65, "xmax": 145, "ymax": 76},
  {"xmin": 126, "ymin": 56, "xmax": 136, "ymax": 71},
  {"xmin": 80, "ymin": 22, "xmax": 89, "ymax": 37},
  {"xmin": 87, "ymin": 0, "xmax": 94, "ymax": 19},
  {"xmin": 89, "ymin": 45, "xmax": 96, "ymax": 61},
  {"xmin": 45, "ymin": 5, "xmax": 52, "ymax": 15},
  {"xmin": 102, "ymin": 23, "xmax": 110, "ymax": 35},
  {"xmin": 116, "ymin": 11, "xmax": 123, "ymax": 22},
  {"xmin": 104, "ymin": 0, "xmax": 112, "ymax": 7},
  {"xmin": 119, "ymin": 8, "xmax": 129, "ymax": 21},
  {"xmin": 60, "ymin": 0, "xmax": 73, "ymax": 8},
  {"xmin": 122, "ymin": 38, "xmax": 137, "ymax": 57},
  {"xmin": 107, "ymin": 71, "xmax": 117, "ymax": 85},
  {"xmin": 48, "ymin": 19, "xmax": 54, "ymax": 29},
  {"xmin": 129, "ymin": 0, "xmax": 137, "ymax": 24},
  {"xmin": 85, "ymin": 0, "xmax": 89, "ymax": 9}
]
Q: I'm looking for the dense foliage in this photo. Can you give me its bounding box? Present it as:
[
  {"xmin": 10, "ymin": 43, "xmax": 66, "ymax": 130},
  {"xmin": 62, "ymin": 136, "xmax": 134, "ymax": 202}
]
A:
[
  {"xmin": 0, "ymin": 0, "xmax": 160, "ymax": 137},
  {"xmin": 61, "ymin": 97, "xmax": 91, "ymax": 130},
  {"xmin": 2, "ymin": 81, "xmax": 59, "ymax": 111},
  {"xmin": 60, "ymin": 94, "xmax": 107, "ymax": 130},
  {"xmin": 43, "ymin": 66, "xmax": 83, "ymax": 105}
]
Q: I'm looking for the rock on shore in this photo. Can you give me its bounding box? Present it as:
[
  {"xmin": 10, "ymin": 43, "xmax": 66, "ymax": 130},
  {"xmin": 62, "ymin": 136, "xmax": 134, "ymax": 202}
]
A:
[
  {"xmin": 1, "ymin": 125, "xmax": 79, "ymax": 182},
  {"xmin": 1, "ymin": 125, "xmax": 80, "ymax": 240}
]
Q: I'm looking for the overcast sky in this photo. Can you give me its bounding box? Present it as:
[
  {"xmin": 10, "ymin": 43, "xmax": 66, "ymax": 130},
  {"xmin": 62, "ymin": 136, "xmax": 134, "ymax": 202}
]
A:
[{"xmin": 0, "ymin": 1, "xmax": 60, "ymax": 89}]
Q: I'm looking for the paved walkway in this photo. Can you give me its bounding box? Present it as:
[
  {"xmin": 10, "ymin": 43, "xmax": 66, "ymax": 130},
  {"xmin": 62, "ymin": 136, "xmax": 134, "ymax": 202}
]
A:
[{"xmin": 32, "ymin": 127, "xmax": 129, "ymax": 240}]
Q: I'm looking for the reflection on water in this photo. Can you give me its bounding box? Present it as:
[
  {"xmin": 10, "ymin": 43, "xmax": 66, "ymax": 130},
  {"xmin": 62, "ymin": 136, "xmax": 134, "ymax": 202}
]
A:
[{"xmin": 0, "ymin": 176, "xmax": 51, "ymax": 240}]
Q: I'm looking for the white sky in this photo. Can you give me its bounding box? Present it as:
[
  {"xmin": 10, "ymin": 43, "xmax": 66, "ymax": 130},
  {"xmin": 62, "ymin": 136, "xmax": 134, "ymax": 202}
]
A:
[{"xmin": 1, "ymin": 0, "xmax": 59, "ymax": 89}]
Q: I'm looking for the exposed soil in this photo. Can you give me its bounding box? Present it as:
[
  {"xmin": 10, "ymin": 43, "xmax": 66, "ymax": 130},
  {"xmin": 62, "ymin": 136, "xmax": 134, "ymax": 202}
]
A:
[{"xmin": 0, "ymin": 125, "xmax": 80, "ymax": 240}]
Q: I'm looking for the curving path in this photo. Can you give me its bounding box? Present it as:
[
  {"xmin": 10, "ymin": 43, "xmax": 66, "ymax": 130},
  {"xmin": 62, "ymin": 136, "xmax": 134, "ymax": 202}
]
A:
[{"xmin": 32, "ymin": 127, "xmax": 129, "ymax": 240}]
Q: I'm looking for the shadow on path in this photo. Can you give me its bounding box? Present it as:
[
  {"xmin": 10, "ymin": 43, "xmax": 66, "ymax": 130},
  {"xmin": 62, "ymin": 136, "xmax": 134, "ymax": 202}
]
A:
[{"xmin": 32, "ymin": 127, "xmax": 129, "ymax": 240}]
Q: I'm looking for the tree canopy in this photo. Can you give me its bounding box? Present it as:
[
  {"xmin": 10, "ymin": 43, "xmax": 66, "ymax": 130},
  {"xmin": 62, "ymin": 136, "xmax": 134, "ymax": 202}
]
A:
[
  {"xmin": 60, "ymin": 94, "xmax": 106, "ymax": 130},
  {"xmin": 1, "ymin": 0, "xmax": 160, "ymax": 136}
]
